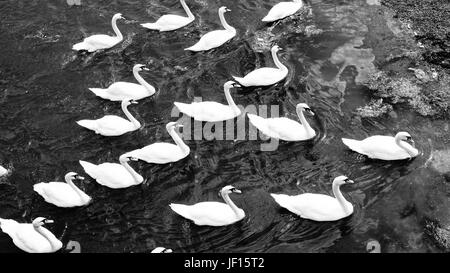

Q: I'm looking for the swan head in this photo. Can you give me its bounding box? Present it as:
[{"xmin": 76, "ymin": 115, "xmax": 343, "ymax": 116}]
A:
[
  {"xmin": 119, "ymin": 154, "xmax": 139, "ymax": 163},
  {"xmin": 221, "ymin": 185, "xmax": 242, "ymax": 195},
  {"xmin": 65, "ymin": 172, "xmax": 85, "ymax": 182},
  {"xmin": 271, "ymin": 45, "xmax": 282, "ymax": 53},
  {"xmin": 166, "ymin": 122, "xmax": 183, "ymax": 131},
  {"xmin": 333, "ymin": 175, "xmax": 354, "ymax": 186},
  {"xmin": 296, "ymin": 103, "xmax": 314, "ymax": 116},
  {"xmin": 224, "ymin": 81, "xmax": 241, "ymax": 90},
  {"xmin": 32, "ymin": 217, "xmax": 54, "ymax": 228},
  {"xmin": 219, "ymin": 6, "xmax": 231, "ymax": 13},
  {"xmin": 396, "ymin": 131, "xmax": 414, "ymax": 144},
  {"xmin": 366, "ymin": 240, "xmax": 381, "ymax": 253},
  {"xmin": 134, "ymin": 64, "xmax": 150, "ymax": 72},
  {"xmin": 151, "ymin": 247, "xmax": 173, "ymax": 253},
  {"xmin": 113, "ymin": 13, "xmax": 125, "ymax": 20}
]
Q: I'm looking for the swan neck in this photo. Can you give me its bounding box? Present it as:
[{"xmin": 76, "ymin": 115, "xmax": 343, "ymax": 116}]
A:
[
  {"xmin": 169, "ymin": 127, "xmax": 190, "ymax": 155},
  {"xmin": 296, "ymin": 108, "xmax": 314, "ymax": 137},
  {"xmin": 221, "ymin": 192, "xmax": 241, "ymax": 218},
  {"xmin": 272, "ymin": 49, "xmax": 287, "ymax": 71},
  {"xmin": 121, "ymin": 102, "xmax": 140, "ymax": 129},
  {"xmin": 112, "ymin": 16, "xmax": 123, "ymax": 41},
  {"xmin": 133, "ymin": 69, "xmax": 155, "ymax": 95},
  {"xmin": 332, "ymin": 182, "xmax": 351, "ymax": 214},
  {"xmin": 219, "ymin": 10, "xmax": 234, "ymax": 32},
  {"xmin": 224, "ymin": 86, "xmax": 239, "ymax": 114},
  {"xmin": 120, "ymin": 158, "xmax": 142, "ymax": 184},
  {"xmin": 181, "ymin": 0, "xmax": 194, "ymax": 19},
  {"xmin": 395, "ymin": 137, "xmax": 417, "ymax": 157},
  {"xmin": 34, "ymin": 226, "xmax": 59, "ymax": 251},
  {"xmin": 65, "ymin": 176, "xmax": 87, "ymax": 202}
]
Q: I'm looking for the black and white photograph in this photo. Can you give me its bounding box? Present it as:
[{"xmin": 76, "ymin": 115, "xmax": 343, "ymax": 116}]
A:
[{"xmin": 0, "ymin": 0, "xmax": 449, "ymax": 263}]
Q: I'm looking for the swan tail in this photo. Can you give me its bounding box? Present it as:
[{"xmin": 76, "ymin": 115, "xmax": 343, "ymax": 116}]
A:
[
  {"xmin": 174, "ymin": 102, "xmax": 193, "ymax": 117},
  {"xmin": 231, "ymin": 76, "xmax": 247, "ymax": 86},
  {"xmin": 247, "ymin": 114, "xmax": 270, "ymax": 135},
  {"xmin": 79, "ymin": 160, "xmax": 98, "ymax": 179},
  {"xmin": 342, "ymin": 138, "xmax": 365, "ymax": 154},
  {"xmin": 76, "ymin": 120, "xmax": 98, "ymax": 132},
  {"xmin": 0, "ymin": 218, "xmax": 18, "ymax": 234},
  {"xmin": 261, "ymin": 15, "xmax": 274, "ymax": 22},
  {"xmin": 33, "ymin": 183, "xmax": 46, "ymax": 196},
  {"xmin": 141, "ymin": 23, "xmax": 160, "ymax": 30},
  {"xmin": 184, "ymin": 42, "xmax": 203, "ymax": 52},
  {"xmin": 89, "ymin": 88, "xmax": 109, "ymax": 99},
  {"xmin": 169, "ymin": 204, "xmax": 192, "ymax": 220},
  {"xmin": 72, "ymin": 41, "xmax": 89, "ymax": 51},
  {"xmin": 270, "ymin": 194, "xmax": 293, "ymax": 210}
]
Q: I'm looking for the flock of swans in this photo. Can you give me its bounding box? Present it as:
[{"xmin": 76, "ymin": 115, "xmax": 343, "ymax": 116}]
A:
[{"xmin": 0, "ymin": 0, "xmax": 420, "ymax": 253}]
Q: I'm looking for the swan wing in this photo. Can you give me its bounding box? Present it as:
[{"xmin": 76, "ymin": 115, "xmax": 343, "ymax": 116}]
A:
[
  {"xmin": 234, "ymin": 68, "xmax": 286, "ymax": 86},
  {"xmin": 83, "ymin": 34, "xmax": 120, "ymax": 48},
  {"xmin": 170, "ymin": 202, "xmax": 242, "ymax": 226},
  {"xmin": 186, "ymin": 30, "xmax": 235, "ymax": 51},
  {"xmin": 262, "ymin": 2, "xmax": 303, "ymax": 22},
  {"xmin": 94, "ymin": 162, "xmax": 140, "ymax": 188},
  {"xmin": 175, "ymin": 101, "xmax": 238, "ymax": 121},
  {"xmin": 33, "ymin": 182, "xmax": 90, "ymax": 207},
  {"xmin": 344, "ymin": 136, "xmax": 416, "ymax": 160},
  {"xmin": 155, "ymin": 15, "xmax": 192, "ymax": 30},
  {"xmin": 265, "ymin": 117, "xmax": 310, "ymax": 140},
  {"xmin": 126, "ymin": 143, "xmax": 186, "ymax": 164},
  {"xmin": 79, "ymin": 115, "xmax": 136, "ymax": 136}
]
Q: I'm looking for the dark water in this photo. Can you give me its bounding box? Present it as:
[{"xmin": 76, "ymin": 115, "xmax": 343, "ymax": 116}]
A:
[{"xmin": 0, "ymin": 0, "xmax": 449, "ymax": 253}]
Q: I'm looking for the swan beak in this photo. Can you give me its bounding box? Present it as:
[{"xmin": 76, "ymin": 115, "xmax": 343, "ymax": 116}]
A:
[
  {"xmin": 130, "ymin": 157, "xmax": 139, "ymax": 161},
  {"xmin": 232, "ymin": 83, "xmax": 241, "ymax": 88},
  {"xmin": 226, "ymin": 8, "xmax": 231, "ymax": 12},
  {"xmin": 143, "ymin": 67, "xmax": 150, "ymax": 71},
  {"xmin": 176, "ymin": 124, "xmax": 184, "ymax": 128},
  {"xmin": 130, "ymin": 100, "xmax": 138, "ymax": 104},
  {"xmin": 44, "ymin": 219, "xmax": 54, "ymax": 224},
  {"xmin": 346, "ymin": 180, "xmax": 354, "ymax": 184},
  {"xmin": 234, "ymin": 189, "xmax": 242, "ymax": 194},
  {"xmin": 77, "ymin": 176, "xmax": 85, "ymax": 180}
]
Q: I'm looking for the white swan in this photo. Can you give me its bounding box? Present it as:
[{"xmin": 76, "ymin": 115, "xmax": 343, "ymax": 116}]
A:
[
  {"xmin": 232, "ymin": 45, "xmax": 288, "ymax": 87},
  {"xmin": 141, "ymin": 0, "xmax": 195, "ymax": 32},
  {"xmin": 76, "ymin": 99, "xmax": 141, "ymax": 137},
  {"xmin": 170, "ymin": 185, "xmax": 245, "ymax": 226},
  {"xmin": 184, "ymin": 6, "xmax": 236, "ymax": 52},
  {"xmin": 0, "ymin": 165, "xmax": 8, "ymax": 177},
  {"xmin": 79, "ymin": 154, "xmax": 144, "ymax": 189},
  {"xmin": 262, "ymin": 0, "xmax": 304, "ymax": 22},
  {"xmin": 271, "ymin": 175, "xmax": 354, "ymax": 222},
  {"xmin": 0, "ymin": 217, "xmax": 63, "ymax": 253},
  {"xmin": 33, "ymin": 172, "xmax": 91, "ymax": 208},
  {"xmin": 342, "ymin": 131, "xmax": 419, "ymax": 160},
  {"xmin": 72, "ymin": 13, "xmax": 125, "ymax": 52},
  {"xmin": 367, "ymin": 240, "xmax": 381, "ymax": 253},
  {"xmin": 247, "ymin": 103, "xmax": 315, "ymax": 141},
  {"xmin": 124, "ymin": 122, "xmax": 190, "ymax": 164},
  {"xmin": 89, "ymin": 64, "xmax": 156, "ymax": 101},
  {"xmin": 174, "ymin": 81, "xmax": 241, "ymax": 122},
  {"xmin": 151, "ymin": 247, "xmax": 173, "ymax": 253}
]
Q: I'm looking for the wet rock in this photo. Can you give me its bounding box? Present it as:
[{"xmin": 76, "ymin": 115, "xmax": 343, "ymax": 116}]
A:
[
  {"xmin": 356, "ymin": 98, "xmax": 393, "ymax": 118},
  {"xmin": 425, "ymin": 220, "xmax": 450, "ymax": 250}
]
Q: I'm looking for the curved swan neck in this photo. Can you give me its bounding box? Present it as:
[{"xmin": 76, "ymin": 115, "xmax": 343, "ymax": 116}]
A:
[
  {"xmin": 34, "ymin": 226, "xmax": 59, "ymax": 251},
  {"xmin": 395, "ymin": 136, "xmax": 417, "ymax": 157},
  {"xmin": 119, "ymin": 158, "xmax": 141, "ymax": 184},
  {"xmin": 332, "ymin": 182, "xmax": 351, "ymax": 214},
  {"xmin": 296, "ymin": 108, "xmax": 314, "ymax": 136},
  {"xmin": 112, "ymin": 16, "xmax": 123, "ymax": 41},
  {"xmin": 272, "ymin": 49, "xmax": 287, "ymax": 71},
  {"xmin": 65, "ymin": 175, "xmax": 87, "ymax": 202},
  {"xmin": 121, "ymin": 102, "xmax": 141, "ymax": 129},
  {"xmin": 133, "ymin": 69, "xmax": 155, "ymax": 95},
  {"xmin": 221, "ymin": 192, "xmax": 241, "ymax": 218},
  {"xmin": 224, "ymin": 85, "xmax": 239, "ymax": 114},
  {"xmin": 168, "ymin": 126, "xmax": 190, "ymax": 155},
  {"xmin": 180, "ymin": 0, "xmax": 194, "ymax": 19},
  {"xmin": 219, "ymin": 10, "xmax": 235, "ymax": 32}
]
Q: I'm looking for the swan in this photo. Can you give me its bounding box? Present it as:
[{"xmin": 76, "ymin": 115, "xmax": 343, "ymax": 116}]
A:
[
  {"xmin": 271, "ymin": 175, "xmax": 354, "ymax": 222},
  {"xmin": 367, "ymin": 240, "xmax": 381, "ymax": 253},
  {"xmin": 124, "ymin": 122, "xmax": 190, "ymax": 164},
  {"xmin": 72, "ymin": 13, "xmax": 125, "ymax": 52},
  {"xmin": 151, "ymin": 247, "xmax": 173, "ymax": 253},
  {"xmin": 76, "ymin": 99, "xmax": 141, "ymax": 137},
  {"xmin": 262, "ymin": 0, "xmax": 304, "ymax": 22},
  {"xmin": 79, "ymin": 154, "xmax": 144, "ymax": 189},
  {"xmin": 33, "ymin": 172, "xmax": 91, "ymax": 208},
  {"xmin": 0, "ymin": 165, "xmax": 8, "ymax": 177},
  {"xmin": 174, "ymin": 81, "xmax": 241, "ymax": 122},
  {"xmin": 342, "ymin": 131, "xmax": 419, "ymax": 160},
  {"xmin": 66, "ymin": 240, "xmax": 81, "ymax": 253},
  {"xmin": 247, "ymin": 103, "xmax": 315, "ymax": 141},
  {"xmin": 141, "ymin": 0, "xmax": 195, "ymax": 32},
  {"xmin": 0, "ymin": 217, "xmax": 63, "ymax": 253},
  {"xmin": 89, "ymin": 64, "xmax": 156, "ymax": 101},
  {"xmin": 232, "ymin": 45, "xmax": 288, "ymax": 87},
  {"xmin": 184, "ymin": 6, "xmax": 236, "ymax": 52},
  {"xmin": 170, "ymin": 185, "xmax": 245, "ymax": 226}
]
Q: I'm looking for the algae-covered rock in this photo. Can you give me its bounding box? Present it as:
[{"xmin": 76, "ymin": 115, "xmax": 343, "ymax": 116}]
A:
[{"xmin": 356, "ymin": 98, "xmax": 393, "ymax": 118}]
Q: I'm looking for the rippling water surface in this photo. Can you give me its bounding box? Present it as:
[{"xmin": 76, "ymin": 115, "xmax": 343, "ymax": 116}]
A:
[{"xmin": 0, "ymin": 0, "xmax": 448, "ymax": 253}]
